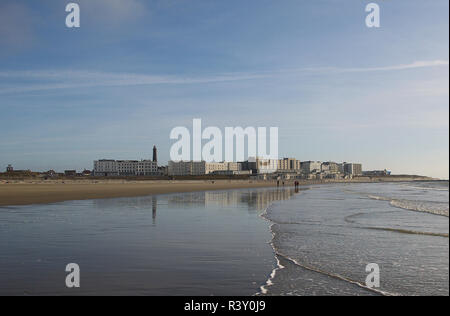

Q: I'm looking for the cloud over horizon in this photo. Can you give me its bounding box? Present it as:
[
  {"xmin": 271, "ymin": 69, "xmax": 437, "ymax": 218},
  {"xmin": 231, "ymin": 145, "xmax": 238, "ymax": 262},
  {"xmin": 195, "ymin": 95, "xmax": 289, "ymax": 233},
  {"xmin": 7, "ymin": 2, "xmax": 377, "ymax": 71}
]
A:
[{"xmin": 0, "ymin": 60, "xmax": 448, "ymax": 95}]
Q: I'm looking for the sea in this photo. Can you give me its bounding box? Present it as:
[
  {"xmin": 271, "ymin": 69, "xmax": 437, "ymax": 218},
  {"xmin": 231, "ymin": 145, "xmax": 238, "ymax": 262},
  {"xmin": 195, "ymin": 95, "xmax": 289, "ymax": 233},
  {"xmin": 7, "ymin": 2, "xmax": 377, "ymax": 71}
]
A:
[{"xmin": 0, "ymin": 181, "xmax": 448, "ymax": 295}]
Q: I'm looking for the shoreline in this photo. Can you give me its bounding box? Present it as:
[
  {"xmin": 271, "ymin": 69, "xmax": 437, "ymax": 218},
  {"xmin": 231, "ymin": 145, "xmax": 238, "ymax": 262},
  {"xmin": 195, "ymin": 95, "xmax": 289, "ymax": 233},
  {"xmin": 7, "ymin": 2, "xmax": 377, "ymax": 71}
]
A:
[{"xmin": 0, "ymin": 177, "xmax": 437, "ymax": 207}]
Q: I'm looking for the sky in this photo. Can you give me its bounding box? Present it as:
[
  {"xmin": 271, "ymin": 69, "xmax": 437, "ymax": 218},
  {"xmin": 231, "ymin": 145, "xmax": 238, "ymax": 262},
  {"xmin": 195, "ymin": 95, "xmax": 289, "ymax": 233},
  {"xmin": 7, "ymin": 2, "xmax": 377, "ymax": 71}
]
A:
[{"xmin": 0, "ymin": 0, "xmax": 448, "ymax": 179}]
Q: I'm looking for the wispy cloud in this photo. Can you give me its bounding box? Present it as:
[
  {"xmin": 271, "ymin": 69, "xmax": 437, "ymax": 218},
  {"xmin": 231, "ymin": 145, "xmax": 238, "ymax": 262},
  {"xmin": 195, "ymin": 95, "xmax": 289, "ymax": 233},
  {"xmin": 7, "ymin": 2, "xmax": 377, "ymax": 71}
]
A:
[
  {"xmin": 0, "ymin": 60, "xmax": 448, "ymax": 94},
  {"xmin": 292, "ymin": 60, "xmax": 449, "ymax": 74},
  {"xmin": 0, "ymin": 70, "xmax": 270, "ymax": 94}
]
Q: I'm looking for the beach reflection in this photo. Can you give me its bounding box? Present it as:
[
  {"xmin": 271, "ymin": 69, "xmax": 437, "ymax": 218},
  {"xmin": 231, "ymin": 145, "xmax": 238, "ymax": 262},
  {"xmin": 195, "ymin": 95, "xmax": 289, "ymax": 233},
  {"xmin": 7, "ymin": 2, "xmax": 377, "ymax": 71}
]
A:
[
  {"xmin": 0, "ymin": 187, "xmax": 299, "ymax": 295},
  {"xmin": 92, "ymin": 187, "xmax": 297, "ymax": 224}
]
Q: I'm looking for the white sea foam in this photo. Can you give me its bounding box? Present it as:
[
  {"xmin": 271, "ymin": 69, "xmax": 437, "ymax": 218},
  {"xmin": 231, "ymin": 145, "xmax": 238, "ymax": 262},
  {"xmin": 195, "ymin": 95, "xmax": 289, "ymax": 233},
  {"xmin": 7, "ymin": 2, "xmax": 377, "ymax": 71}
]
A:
[
  {"xmin": 367, "ymin": 194, "xmax": 449, "ymax": 217},
  {"xmin": 390, "ymin": 199, "xmax": 449, "ymax": 217},
  {"xmin": 272, "ymin": 251, "xmax": 400, "ymax": 296},
  {"xmin": 262, "ymin": 183, "xmax": 449, "ymax": 296},
  {"xmin": 257, "ymin": 204, "xmax": 285, "ymax": 296},
  {"xmin": 259, "ymin": 198, "xmax": 398, "ymax": 296}
]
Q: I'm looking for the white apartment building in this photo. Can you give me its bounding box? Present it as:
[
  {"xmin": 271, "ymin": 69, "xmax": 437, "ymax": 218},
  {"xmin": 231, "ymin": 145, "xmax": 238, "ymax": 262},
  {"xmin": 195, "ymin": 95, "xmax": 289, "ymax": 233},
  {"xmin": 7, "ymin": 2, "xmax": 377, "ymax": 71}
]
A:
[
  {"xmin": 94, "ymin": 159, "xmax": 158, "ymax": 176},
  {"xmin": 250, "ymin": 158, "xmax": 279, "ymax": 174},
  {"xmin": 93, "ymin": 160, "xmax": 118, "ymax": 176},
  {"xmin": 168, "ymin": 161, "xmax": 242, "ymax": 176},
  {"xmin": 137, "ymin": 160, "xmax": 159, "ymax": 176},
  {"xmin": 117, "ymin": 160, "xmax": 139, "ymax": 176}
]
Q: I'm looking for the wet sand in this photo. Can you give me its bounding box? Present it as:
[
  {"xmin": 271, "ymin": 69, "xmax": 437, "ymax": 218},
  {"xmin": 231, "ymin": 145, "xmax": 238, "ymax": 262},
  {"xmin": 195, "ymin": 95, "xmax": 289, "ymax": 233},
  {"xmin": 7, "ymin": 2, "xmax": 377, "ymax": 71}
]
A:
[
  {"xmin": 0, "ymin": 180, "xmax": 279, "ymax": 206},
  {"xmin": 0, "ymin": 176, "xmax": 434, "ymax": 207}
]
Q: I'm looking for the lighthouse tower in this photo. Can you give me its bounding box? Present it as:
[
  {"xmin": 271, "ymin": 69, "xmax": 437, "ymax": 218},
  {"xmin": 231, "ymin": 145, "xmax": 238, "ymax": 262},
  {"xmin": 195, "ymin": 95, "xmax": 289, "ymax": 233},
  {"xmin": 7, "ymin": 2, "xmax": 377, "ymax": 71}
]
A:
[{"xmin": 153, "ymin": 145, "xmax": 157, "ymax": 162}]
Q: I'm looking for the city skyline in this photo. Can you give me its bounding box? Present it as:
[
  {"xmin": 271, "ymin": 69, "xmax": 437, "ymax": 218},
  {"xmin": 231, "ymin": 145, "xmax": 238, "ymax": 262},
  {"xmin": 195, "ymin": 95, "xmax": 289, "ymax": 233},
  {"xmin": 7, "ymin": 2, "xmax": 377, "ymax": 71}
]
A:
[{"xmin": 0, "ymin": 0, "xmax": 448, "ymax": 179}]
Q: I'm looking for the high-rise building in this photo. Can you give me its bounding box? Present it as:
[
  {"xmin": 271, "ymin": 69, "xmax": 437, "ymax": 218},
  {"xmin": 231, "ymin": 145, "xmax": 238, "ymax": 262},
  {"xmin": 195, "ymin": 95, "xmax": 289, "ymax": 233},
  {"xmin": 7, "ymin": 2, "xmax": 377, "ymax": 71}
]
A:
[{"xmin": 343, "ymin": 163, "xmax": 363, "ymax": 176}]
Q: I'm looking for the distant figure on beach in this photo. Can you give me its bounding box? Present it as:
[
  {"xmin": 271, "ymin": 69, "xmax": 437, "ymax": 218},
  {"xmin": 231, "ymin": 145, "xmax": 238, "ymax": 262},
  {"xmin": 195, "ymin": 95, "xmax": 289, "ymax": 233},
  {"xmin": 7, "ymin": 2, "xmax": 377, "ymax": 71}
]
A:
[{"xmin": 277, "ymin": 180, "xmax": 280, "ymax": 187}]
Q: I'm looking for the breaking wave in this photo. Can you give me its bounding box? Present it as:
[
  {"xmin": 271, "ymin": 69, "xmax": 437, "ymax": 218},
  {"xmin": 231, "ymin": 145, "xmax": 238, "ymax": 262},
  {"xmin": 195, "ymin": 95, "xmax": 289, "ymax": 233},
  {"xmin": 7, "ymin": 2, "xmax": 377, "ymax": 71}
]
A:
[{"xmin": 368, "ymin": 195, "xmax": 449, "ymax": 217}]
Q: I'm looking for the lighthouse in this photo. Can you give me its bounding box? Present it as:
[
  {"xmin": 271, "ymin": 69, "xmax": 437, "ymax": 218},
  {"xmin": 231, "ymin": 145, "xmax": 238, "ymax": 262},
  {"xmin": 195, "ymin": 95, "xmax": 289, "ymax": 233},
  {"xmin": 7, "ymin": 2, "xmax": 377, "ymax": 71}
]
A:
[{"xmin": 153, "ymin": 145, "xmax": 157, "ymax": 162}]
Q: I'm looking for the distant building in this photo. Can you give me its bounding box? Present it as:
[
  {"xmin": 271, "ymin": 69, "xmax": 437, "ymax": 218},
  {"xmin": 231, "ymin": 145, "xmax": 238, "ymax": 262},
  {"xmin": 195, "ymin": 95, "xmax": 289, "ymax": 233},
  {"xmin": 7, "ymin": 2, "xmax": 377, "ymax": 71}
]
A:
[
  {"xmin": 363, "ymin": 170, "xmax": 391, "ymax": 176},
  {"xmin": 6, "ymin": 164, "xmax": 13, "ymax": 172},
  {"xmin": 64, "ymin": 170, "xmax": 77, "ymax": 177},
  {"xmin": 168, "ymin": 161, "xmax": 193, "ymax": 176},
  {"xmin": 157, "ymin": 166, "xmax": 168, "ymax": 176},
  {"xmin": 321, "ymin": 162, "xmax": 340, "ymax": 174},
  {"xmin": 168, "ymin": 161, "xmax": 246, "ymax": 176},
  {"xmin": 93, "ymin": 159, "xmax": 158, "ymax": 176},
  {"xmin": 277, "ymin": 158, "xmax": 301, "ymax": 171},
  {"xmin": 136, "ymin": 160, "xmax": 158, "ymax": 176},
  {"xmin": 93, "ymin": 160, "xmax": 118, "ymax": 176},
  {"xmin": 301, "ymin": 161, "xmax": 322, "ymax": 174},
  {"xmin": 210, "ymin": 170, "xmax": 252, "ymax": 176},
  {"xmin": 344, "ymin": 163, "xmax": 362, "ymax": 176},
  {"xmin": 246, "ymin": 158, "xmax": 278, "ymax": 174},
  {"xmin": 227, "ymin": 162, "xmax": 242, "ymax": 171},
  {"xmin": 45, "ymin": 170, "xmax": 57, "ymax": 178},
  {"xmin": 82, "ymin": 169, "xmax": 92, "ymax": 176},
  {"xmin": 326, "ymin": 173, "xmax": 344, "ymax": 180}
]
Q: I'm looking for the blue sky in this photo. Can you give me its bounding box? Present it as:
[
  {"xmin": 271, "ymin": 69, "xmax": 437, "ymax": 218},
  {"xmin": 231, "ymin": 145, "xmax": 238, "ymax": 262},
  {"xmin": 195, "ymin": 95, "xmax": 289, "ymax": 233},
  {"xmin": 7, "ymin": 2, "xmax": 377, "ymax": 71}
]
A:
[{"xmin": 0, "ymin": 0, "xmax": 448, "ymax": 178}]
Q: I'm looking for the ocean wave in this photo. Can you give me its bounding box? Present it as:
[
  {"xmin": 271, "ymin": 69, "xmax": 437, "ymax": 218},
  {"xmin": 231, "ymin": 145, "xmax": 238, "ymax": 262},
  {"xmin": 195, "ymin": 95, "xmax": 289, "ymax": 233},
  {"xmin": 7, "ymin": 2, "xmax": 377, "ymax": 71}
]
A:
[
  {"xmin": 258, "ymin": 254, "xmax": 284, "ymax": 295},
  {"xmin": 401, "ymin": 184, "xmax": 449, "ymax": 192},
  {"xmin": 260, "ymin": 203, "xmax": 398, "ymax": 296},
  {"xmin": 345, "ymin": 212, "xmax": 448, "ymax": 237},
  {"xmin": 390, "ymin": 199, "xmax": 449, "ymax": 217},
  {"xmin": 269, "ymin": 249, "xmax": 399, "ymax": 296},
  {"xmin": 257, "ymin": 204, "xmax": 284, "ymax": 295},
  {"xmin": 368, "ymin": 195, "xmax": 449, "ymax": 217},
  {"xmin": 364, "ymin": 226, "xmax": 449, "ymax": 238},
  {"xmin": 367, "ymin": 194, "xmax": 391, "ymax": 201}
]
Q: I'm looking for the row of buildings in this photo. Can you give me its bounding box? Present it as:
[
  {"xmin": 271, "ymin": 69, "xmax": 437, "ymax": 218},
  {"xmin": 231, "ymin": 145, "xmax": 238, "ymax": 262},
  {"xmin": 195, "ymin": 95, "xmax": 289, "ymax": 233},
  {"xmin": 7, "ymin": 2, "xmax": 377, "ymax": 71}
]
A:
[
  {"xmin": 93, "ymin": 159, "xmax": 161, "ymax": 176},
  {"xmin": 167, "ymin": 161, "xmax": 251, "ymax": 176},
  {"xmin": 89, "ymin": 145, "xmax": 377, "ymax": 179},
  {"xmin": 93, "ymin": 146, "xmax": 163, "ymax": 176},
  {"xmin": 167, "ymin": 158, "xmax": 363, "ymax": 179},
  {"xmin": 3, "ymin": 144, "xmax": 389, "ymax": 178}
]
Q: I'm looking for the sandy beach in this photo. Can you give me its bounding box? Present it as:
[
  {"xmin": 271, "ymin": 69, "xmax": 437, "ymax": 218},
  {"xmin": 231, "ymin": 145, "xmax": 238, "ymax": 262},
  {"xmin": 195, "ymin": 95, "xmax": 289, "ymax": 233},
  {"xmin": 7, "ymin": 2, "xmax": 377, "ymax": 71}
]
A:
[
  {"xmin": 0, "ymin": 179, "xmax": 282, "ymax": 206},
  {"xmin": 0, "ymin": 176, "xmax": 433, "ymax": 207}
]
